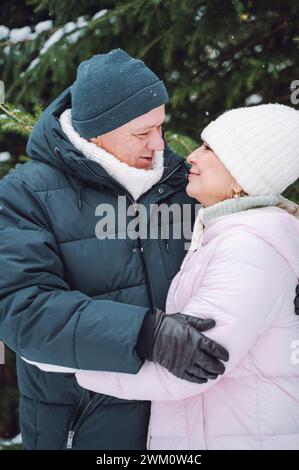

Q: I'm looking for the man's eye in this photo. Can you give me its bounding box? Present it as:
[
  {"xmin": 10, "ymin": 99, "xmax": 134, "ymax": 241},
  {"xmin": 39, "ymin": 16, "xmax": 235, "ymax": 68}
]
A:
[{"xmin": 136, "ymin": 132, "xmax": 149, "ymax": 138}]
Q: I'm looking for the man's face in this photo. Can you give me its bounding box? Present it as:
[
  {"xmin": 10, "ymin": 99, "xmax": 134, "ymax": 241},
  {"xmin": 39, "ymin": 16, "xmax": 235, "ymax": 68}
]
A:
[{"xmin": 89, "ymin": 105, "xmax": 166, "ymax": 169}]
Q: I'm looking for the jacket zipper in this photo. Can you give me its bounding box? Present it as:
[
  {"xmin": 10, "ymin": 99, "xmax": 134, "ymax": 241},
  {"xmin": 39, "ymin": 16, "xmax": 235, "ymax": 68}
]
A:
[{"xmin": 66, "ymin": 390, "xmax": 98, "ymax": 449}]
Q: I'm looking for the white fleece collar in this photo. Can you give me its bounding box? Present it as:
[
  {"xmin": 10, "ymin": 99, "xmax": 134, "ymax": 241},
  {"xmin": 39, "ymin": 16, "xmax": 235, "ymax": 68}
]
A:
[{"xmin": 59, "ymin": 109, "xmax": 164, "ymax": 200}]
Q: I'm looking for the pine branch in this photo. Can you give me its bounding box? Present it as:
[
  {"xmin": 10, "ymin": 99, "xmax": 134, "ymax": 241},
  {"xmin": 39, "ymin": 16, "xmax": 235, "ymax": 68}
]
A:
[
  {"xmin": 0, "ymin": 103, "xmax": 42, "ymax": 138},
  {"xmin": 165, "ymin": 131, "xmax": 198, "ymax": 157}
]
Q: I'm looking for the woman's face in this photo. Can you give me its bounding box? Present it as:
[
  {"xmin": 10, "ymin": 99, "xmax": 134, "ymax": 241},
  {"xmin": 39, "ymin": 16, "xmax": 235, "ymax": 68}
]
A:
[{"xmin": 186, "ymin": 143, "xmax": 240, "ymax": 207}]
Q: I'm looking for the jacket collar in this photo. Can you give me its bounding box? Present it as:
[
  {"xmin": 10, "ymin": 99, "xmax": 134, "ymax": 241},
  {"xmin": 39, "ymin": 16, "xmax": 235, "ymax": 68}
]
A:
[
  {"xmin": 189, "ymin": 195, "xmax": 279, "ymax": 251},
  {"xmin": 203, "ymin": 195, "xmax": 279, "ymax": 226}
]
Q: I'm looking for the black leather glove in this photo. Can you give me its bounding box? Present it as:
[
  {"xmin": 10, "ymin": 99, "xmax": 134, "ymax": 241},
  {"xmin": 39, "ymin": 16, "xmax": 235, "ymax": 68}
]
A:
[
  {"xmin": 136, "ymin": 309, "xmax": 229, "ymax": 384},
  {"xmin": 295, "ymin": 284, "xmax": 299, "ymax": 315}
]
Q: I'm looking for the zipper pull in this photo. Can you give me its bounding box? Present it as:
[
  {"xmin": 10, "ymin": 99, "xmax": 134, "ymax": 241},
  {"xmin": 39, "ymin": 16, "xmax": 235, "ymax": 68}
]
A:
[{"xmin": 66, "ymin": 430, "xmax": 75, "ymax": 449}]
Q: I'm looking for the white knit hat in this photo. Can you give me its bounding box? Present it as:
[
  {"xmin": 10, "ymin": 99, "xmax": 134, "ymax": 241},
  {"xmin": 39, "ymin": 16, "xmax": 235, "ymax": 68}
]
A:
[{"xmin": 201, "ymin": 104, "xmax": 299, "ymax": 195}]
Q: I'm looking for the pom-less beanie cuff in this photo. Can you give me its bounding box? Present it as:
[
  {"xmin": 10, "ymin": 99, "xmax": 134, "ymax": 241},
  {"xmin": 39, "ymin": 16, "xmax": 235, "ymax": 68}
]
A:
[{"xmin": 72, "ymin": 80, "xmax": 168, "ymax": 139}]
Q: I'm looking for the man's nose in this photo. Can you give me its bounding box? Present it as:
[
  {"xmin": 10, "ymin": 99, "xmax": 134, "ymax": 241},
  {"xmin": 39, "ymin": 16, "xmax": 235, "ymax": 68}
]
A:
[{"xmin": 147, "ymin": 130, "xmax": 165, "ymax": 151}]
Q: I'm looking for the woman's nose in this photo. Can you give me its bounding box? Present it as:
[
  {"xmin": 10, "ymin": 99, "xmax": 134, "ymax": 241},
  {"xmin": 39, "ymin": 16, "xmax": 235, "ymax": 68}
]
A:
[
  {"xmin": 187, "ymin": 152, "xmax": 197, "ymax": 165},
  {"xmin": 187, "ymin": 146, "xmax": 203, "ymax": 165}
]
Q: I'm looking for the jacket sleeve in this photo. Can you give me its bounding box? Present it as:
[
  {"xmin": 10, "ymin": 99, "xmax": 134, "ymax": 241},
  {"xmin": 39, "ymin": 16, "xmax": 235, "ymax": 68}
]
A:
[
  {"xmin": 0, "ymin": 175, "xmax": 150, "ymax": 372},
  {"xmin": 76, "ymin": 231, "xmax": 289, "ymax": 400}
]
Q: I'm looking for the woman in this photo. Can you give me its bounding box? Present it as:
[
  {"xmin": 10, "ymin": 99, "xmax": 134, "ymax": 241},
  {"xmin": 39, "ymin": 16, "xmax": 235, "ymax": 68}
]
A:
[{"xmin": 76, "ymin": 103, "xmax": 299, "ymax": 450}]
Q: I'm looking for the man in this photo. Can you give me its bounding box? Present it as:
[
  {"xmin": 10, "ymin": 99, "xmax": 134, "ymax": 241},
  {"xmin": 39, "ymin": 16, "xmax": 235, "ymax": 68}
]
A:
[{"xmin": 0, "ymin": 49, "xmax": 228, "ymax": 450}]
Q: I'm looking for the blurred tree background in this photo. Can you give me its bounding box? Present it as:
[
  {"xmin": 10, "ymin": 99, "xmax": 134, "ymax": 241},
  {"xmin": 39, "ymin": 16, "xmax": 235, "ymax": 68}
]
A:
[{"xmin": 0, "ymin": 0, "xmax": 298, "ymax": 441}]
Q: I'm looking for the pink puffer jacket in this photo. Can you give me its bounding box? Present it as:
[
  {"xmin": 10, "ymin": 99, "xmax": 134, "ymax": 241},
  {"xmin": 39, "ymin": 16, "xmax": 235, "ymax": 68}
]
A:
[{"xmin": 76, "ymin": 207, "xmax": 299, "ymax": 450}]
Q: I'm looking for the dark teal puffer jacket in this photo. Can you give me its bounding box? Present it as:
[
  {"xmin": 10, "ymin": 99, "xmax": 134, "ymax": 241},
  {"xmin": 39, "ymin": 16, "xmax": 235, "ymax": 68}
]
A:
[{"xmin": 0, "ymin": 88, "xmax": 196, "ymax": 449}]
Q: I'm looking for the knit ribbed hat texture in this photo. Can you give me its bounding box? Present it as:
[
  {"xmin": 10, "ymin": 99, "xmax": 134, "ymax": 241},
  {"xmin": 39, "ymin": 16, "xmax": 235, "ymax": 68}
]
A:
[{"xmin": 201, "ymin": 104, "xmax": 299, "ymax": 195}]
